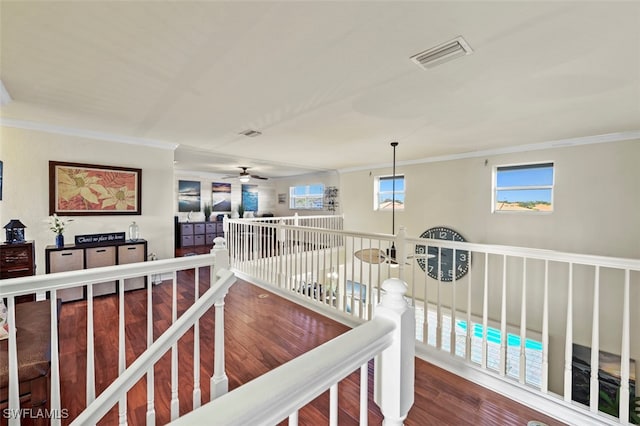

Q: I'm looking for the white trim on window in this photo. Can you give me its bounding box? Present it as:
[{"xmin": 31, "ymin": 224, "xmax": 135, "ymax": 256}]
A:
[
  {"xmin": 374, "ymin": 174, "xmax": 405, "ymax": 211},
  {"xmin": 289, "ymin": 184, "xmax": 325, "ymax": 210},
  {"xmin": 492, "ymin": 162, "xmax": 554, "ymax": 213}
]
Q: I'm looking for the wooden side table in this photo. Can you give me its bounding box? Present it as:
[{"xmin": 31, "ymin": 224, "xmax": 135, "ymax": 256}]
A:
[{"xmin": 0, "ymin": 240, "xmax": 36, "ymax": 303}]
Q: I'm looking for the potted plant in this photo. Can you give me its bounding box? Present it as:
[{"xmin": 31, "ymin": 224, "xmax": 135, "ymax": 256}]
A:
[
  {"xmin": 237, "ymin": 203, "xmax": 245, "ymax": 219},
  {"xmin": 203, "ymin": 203, "xmax": 212, "ymax": 222}
]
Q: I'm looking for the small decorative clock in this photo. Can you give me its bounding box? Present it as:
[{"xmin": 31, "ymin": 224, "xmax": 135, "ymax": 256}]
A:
[{"xmin": 415, "ymin": 226, "xmax": 470, "ymax": 282}]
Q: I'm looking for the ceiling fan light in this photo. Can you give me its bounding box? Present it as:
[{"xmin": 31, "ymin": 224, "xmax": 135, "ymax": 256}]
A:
[{"xmin": 239, "ymin": 175, "xmax": 250, "ymax": 183}]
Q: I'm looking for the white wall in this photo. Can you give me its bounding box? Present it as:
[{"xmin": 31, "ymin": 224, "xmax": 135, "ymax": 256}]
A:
[
  {"xmin": 273, "ymin": 171, "xmax": 341, "ymax": 217},
  {"xmin": 174, "ymin": 172, "xmax": 276, "ymax": 222},
  {"xmin": 341, "ymin": 140, "xmax": 639, "ymax": 257},
  {"xmin": 340, "ymin": 139, "xmax": 640, "ymax": 394},
  {"xmin": 0, "ymin": 126, "xmax": 176, "ymax": 268}
]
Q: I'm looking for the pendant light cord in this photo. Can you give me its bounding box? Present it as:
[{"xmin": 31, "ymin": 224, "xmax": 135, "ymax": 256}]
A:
[{"xmin": 391, "ymin": 142, "xmax": 398, "ymax": 235}]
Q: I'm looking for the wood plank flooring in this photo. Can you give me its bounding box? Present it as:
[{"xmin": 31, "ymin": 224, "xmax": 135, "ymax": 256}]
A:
[{"xmin": 10, "ymin": 258, "xmax": 564, "ymax": 425}]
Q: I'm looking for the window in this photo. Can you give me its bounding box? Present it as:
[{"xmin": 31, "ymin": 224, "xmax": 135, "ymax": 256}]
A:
[
  {"xmin": 493, "ymin": 163, "xmax": 554, "ymax": 212},
  {"xmin": 289, "ymin": 184, "xmax": 324, "ymax": 210},
  {"xmin": 374, "ymin": 175, "xmax": 405, "ymax": 211}
]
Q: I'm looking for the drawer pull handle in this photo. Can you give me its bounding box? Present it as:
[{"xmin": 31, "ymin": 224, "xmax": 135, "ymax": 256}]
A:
[
  {"xmin": 127, "ymin": 247, "xmax": 136, "ymax": 250},
  {"xmin": 96, "ymin": 249, "xmax": 107, "ymax": 253},
  {"xmin": 61, "ymin": 253, "xmax": 73, "ymax": 256}
]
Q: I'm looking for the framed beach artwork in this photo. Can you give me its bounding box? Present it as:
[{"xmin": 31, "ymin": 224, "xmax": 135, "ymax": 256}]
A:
[
  {"xmin": 49, "ymin": 161, "xmax": 141, "ymax": 215},
  {"xmin": 178, "ymin": 180, "xmax": 201, "ymax": 213},
  {"xmin": 212, "ymin": 182, "xmax": 232, "ymax": 212},
  {"xmin": 241, "ymin": 184, "xmax": 258, "ymax": 212}
]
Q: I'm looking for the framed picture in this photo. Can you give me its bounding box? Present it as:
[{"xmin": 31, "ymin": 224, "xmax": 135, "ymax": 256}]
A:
[
  {"xmin": 49, "ymin": 161, "xmax": 142, "ymax": 215},
  {"xmin": 212, "ymin": 182, "xmax": 232, "ymax": 212},
  {"xmin": 178, "ymin": 180, "xmax": 201, "ymax": 212},
  {"xmin": 242, "ymin": 184, "xmax": 258, "ymax": 212}
]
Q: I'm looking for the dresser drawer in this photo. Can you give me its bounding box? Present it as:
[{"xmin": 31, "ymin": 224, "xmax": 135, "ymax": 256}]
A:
[
  {"xmin": 180, "ymin": 223, "xmax": 194, "ymax": 236},
  {"xmin": 48, "ymin": 249, "xmax": 85, "ymax": 302},
  {"xmin": 85, "ymin": 246, "xmax": 116, "ymax": 297},
  {"xmin": 205, "ymin": 223, "xmax": 216, "ymax": 234},
  {"xmin": 181, "ymin": 235, "xmax": 194, "ymax": 247},
  {"xmin": 118, "ymin": 244, "xmax": 146, "ymax": 291},
  {"xmin": 194, "ymin": 223, "xmax": 206, "ymax": 235},
  {"xmin": 194, "ymin": 234, "xmax": 205, "ymax": 246}
]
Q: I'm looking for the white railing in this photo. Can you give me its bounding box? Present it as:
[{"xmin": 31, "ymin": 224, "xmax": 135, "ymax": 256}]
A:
[
  {"xmin": 226, "ymin": 217, "xmax": 640, "ymax": 425},
  {"xmin": 1, "ymin": 241, "xmax": 232, "ymax": 426},
  {"xmin": 171, "ymin": 277, "xmax": 415, "ymax": 426},
  {"xmin": 71, "ymin": 268, "xmax": 236, "ymax": 425}
]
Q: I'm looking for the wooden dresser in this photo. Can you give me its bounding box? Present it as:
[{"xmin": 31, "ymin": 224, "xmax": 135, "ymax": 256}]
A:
[
  {"xmin": 177, "ymin": 221, "xmax": 223, "ymax": 248},
  {"xmin": 0, "ymin": 240, "xmax": 35, "ymax": 279},
  {"xmin": 0, "ymin": 241, "xmax": 36, "ymax": 303}
]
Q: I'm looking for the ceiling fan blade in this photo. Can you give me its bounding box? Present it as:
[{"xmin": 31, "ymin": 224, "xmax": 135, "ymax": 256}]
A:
[
  {"xmin": 354, "ymin": 248, "xmax": 386, "ymax": 264},
  {"xmin": 250, "ymin": 174, "xmax": 268, "ymax": 180}
]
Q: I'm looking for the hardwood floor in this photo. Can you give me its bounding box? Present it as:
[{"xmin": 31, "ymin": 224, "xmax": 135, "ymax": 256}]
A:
[{"xmin": 18, "ymin": 259, "xmax": 564, "ymax": 425}]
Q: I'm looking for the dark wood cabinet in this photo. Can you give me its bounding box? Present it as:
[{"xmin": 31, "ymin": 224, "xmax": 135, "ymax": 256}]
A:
[
  {"xmin": 177, "ymin": 221, "xmax": 223, "ymax": 248},
  {"xmin": 0, "ymin": 241, "xmax": 35, "ymax": 279},
  {"xmin": 0, "ymin": 241, "xmax": 36, "ymax": 302}
]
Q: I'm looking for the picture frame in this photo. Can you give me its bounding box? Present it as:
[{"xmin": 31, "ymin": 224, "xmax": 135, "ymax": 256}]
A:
[
  {"xmin": 49, "ymin": 161, "xmax": 142, "ymax": 215},
  {"xmin": 242, "ymin": 184, "xmax": 259, "ymax": 212},
  {"xmin": 212, "ymin": 182, "xmax": 232, "ymax": 212},
  {"xmin": 178, "ymin": 180, "xmax": 201, "ymax": 213}
]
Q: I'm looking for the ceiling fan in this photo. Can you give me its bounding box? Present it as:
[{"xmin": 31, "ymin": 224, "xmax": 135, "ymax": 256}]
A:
[{"xmin": 222, "ymin": 166, "xmax": 268, "ymax": 182}]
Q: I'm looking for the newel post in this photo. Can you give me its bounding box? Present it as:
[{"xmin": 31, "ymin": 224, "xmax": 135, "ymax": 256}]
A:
[
  {"xmin": 211, "ymin": 237, "xmax": 229, "ymax": 276},
  {"xmin": 374, "ymin": 277, "xmax": 415, "ymax": 426},
  {"xmin": 210, "ymin": 237, "xmax": 229, "ymax": 399}
]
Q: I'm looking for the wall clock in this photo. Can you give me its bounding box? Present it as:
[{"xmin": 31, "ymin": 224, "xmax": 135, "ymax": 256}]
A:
[{"xmin": 415, "ymin": 226, "xmax": 470, "ymax": 282}]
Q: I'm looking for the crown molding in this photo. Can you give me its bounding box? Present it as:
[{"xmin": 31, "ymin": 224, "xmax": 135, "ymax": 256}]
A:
[
  {"xmin": 338, "ymin": 131, "xmax": 640, "ymax": 174},
  {"xmin": 0, "ymin": 118, "xmax": 178, "ymax": 150}
]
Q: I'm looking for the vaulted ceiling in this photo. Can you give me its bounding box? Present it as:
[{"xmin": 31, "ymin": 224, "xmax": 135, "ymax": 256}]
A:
[{"xmin": 1, "ymin": 1, "xmax": 639, "ymax": 178}]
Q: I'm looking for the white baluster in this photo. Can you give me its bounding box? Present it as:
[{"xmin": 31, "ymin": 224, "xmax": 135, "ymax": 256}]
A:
[
  {"xmin": 146, "ymin": 273, "xmax": 156, "ymax": 425},
  {"xmin": 619, "ymin": 269, "xmax": 631, "ymax": 423},
  {"xmin": 193, "ymin": 269, "xmax": 201, "ymax": 409},
  {"xmin": 519, "ymin": 259, "xmax": 527, "ymax": 384},
  {"xmin": 563, "ymin": 263, "xmax": 574, "ymax": 402},
  {"xmin": 499, "ymin": 255, "xmax": 507, "ymax": 377},
  {"xmin": 589, "ymin": 266, "xmax": 600, "ymax": 412},
  {"xmin": 541, "ymin": 260, "xmax": 549, "ymax": 393},
  {"xmin": 436, "ymin": 247, "xmax": 442, "ymax": 350},
  {"xmin": 50, "ymin": 290, "xmax": 62, "ymax": 426},
  {"xmin": 211, "ymin": 295, "xmax": 229, "ymax": 399},
  {"xmin": 360, "ymin": 363, "xmax": 368, "ymax": 426},
  {"xmin": 171, "ymin": 272, "xmax": 179, "ymax": 420},
  {"xmin": 329, "ymin": 383, "xmax": 338, "ymax": 426},
  {"xmin": 87, "ymin": 284, "xmax": 96, "ymax": 405},
  {"xmin": 465, "ymin": 255, "xmax": 472, "ymax": 361},
  {"xmin": 118, "ymin": 279, "xmax": 127, "ymax": 425},
  {"xmin": 451, "ymin": 249, "xmax": 457, "ymax": 356},
  {"xmin": 7, "ymin": 297, "xmax": 19, "ymax": 426},
  {"xmin": 482, "ymin": 254, "xmax": 489, "ymax": 369},
  {"xmin": 289, "ymin": 410, "xmax": 299, "ymax": 426}
]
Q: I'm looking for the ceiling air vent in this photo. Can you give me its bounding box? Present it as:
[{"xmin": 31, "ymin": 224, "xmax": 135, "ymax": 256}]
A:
[
  {"xmin": 239, "ymin": 129, "xmax": 262, "ymax": 137},
  {"xmin": 410, "ymin": 36, "xmax": 473, "ymax": 70}
]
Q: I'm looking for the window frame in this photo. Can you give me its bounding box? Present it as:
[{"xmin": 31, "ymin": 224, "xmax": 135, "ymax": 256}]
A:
[
  {"xmin": 289, "ymin": 184, "xmax": 325, "ymax": 210},
  {"xmin": 374, "ymin": 174, "xmax": 405, "ymax": 211},
  {"xmin": 492, "ymin": 162, "xmax": 554, "ymax": 214}
]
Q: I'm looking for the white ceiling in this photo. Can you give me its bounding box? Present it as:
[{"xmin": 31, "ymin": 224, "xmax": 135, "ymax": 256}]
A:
[{"xmin": 1, "ymin": 1, "xmax": 639, "ymax": 178}]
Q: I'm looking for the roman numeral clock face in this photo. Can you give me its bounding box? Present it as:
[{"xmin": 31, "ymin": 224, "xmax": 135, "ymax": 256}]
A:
[{"xmin": 415, "ymin": 227, "xmax": 470, "ymax": 282}]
